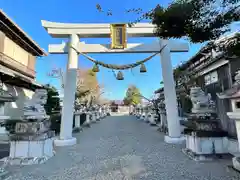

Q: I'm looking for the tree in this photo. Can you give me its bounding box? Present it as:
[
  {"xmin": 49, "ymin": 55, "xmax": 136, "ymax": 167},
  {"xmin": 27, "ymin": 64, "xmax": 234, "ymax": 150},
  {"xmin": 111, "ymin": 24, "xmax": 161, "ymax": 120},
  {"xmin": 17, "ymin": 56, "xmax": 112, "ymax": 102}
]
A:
[
  {"xmin": 151, "ymin": 0, "xmax": 239, "ymax": 43},
  {"xmin": 48, "ymin": 66, "xmax": 103, "ymax": 106},
  {"xmin": 76, "ymin": 68, "xmax": 100, "ymax": 105},
  {"xmin": 123, "ymin": 85, "xmax": 141, "ymax": 105},
  {"xmin": 44, "ymin": 84, "xmax": 61, "ymax": 115},
  {"xmin": 97, "ymin": 0, "xmax": 239, "ymax": 43}
]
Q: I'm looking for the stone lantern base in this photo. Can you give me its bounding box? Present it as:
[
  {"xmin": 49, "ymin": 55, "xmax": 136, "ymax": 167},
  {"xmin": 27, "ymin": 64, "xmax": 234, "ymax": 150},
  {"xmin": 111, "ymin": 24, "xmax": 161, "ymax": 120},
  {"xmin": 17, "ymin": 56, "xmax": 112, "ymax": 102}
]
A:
[{"xmin": 227, "ymin": 112, "xmax": 240, "ymax": 172}]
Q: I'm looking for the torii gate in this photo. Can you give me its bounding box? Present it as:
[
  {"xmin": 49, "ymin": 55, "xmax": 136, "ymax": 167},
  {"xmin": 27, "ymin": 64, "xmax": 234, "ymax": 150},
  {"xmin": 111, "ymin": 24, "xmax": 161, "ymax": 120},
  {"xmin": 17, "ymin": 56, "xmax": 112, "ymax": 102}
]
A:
[{"xmin": 42, "ymin": 20, "xmax": 188, "ymax": 146}]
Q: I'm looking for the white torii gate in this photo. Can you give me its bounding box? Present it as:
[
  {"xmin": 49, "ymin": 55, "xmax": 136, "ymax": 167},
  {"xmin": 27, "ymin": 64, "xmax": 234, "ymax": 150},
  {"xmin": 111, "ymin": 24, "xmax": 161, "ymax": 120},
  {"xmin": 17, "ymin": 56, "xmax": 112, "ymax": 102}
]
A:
[{"xmin": 42, "ymin": 20, "xmax": 188, "ymax": 146}]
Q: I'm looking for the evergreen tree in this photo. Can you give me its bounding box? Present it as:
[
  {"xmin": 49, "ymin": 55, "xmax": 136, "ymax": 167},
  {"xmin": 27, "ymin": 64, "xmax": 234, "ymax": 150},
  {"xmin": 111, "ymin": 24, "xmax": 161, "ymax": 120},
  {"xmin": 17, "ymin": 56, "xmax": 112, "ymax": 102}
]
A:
[{"xmin": 44, "ymin": 84, "xmax": 61, "ymax": 115}]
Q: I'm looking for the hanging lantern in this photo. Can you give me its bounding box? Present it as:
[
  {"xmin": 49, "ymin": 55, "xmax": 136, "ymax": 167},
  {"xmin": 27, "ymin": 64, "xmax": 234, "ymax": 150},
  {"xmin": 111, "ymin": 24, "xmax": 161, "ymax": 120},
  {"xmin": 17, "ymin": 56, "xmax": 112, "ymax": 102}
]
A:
[
  {"xmin": 92, "ymin": 63, "xmax": 100, "ymax": 72},
  {"xmin": 116, "ymin": 71, "xmax": 124, "ymax": 80},
  {"xmin": 140, "ymin": 63, "xmax": 147, "ymax": 73}
]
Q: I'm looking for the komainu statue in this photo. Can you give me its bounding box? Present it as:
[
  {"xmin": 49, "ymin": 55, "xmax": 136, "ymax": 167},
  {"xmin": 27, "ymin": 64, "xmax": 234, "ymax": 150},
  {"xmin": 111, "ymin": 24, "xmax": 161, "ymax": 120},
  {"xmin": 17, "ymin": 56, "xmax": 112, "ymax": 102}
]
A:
[
  {"xmin": 22, "ymin": 89, "xmax": 49, "ymax": 120},
  {"xmin": 190, "ymin": 87, "xmax": 215, "ymax": 114}
]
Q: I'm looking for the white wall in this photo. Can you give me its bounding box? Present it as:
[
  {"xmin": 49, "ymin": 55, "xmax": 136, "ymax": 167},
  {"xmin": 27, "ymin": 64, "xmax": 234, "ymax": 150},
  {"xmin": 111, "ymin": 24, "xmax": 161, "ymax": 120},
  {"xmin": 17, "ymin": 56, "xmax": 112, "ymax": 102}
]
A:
[{"xmin": 2, "ymin": 82, "xmax": 34, "ymax": 119}]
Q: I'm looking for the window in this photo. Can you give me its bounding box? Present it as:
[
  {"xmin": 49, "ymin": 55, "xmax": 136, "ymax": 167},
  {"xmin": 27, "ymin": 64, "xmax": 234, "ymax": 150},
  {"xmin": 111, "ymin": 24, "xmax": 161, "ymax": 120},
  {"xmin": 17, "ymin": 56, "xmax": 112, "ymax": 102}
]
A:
[{"xmin": 204, "ymin": 71, "xmax": 218, "ymax": 85}]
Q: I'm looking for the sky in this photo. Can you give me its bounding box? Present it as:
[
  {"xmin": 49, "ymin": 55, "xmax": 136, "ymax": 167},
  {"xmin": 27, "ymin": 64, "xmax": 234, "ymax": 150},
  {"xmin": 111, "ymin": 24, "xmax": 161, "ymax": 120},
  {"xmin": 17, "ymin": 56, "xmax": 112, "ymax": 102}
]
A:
[{"xmin": 1, "ymin": 0, "xmax": 239, "ymax": 100}]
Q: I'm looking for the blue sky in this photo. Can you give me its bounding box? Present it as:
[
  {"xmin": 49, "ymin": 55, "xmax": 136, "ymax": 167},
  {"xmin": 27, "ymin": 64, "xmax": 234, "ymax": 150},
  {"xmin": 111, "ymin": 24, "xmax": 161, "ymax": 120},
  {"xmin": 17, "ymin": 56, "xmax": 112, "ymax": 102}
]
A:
[{"xmin": 1, "ymin": 0, "xmax": 239, "ymax": 100}]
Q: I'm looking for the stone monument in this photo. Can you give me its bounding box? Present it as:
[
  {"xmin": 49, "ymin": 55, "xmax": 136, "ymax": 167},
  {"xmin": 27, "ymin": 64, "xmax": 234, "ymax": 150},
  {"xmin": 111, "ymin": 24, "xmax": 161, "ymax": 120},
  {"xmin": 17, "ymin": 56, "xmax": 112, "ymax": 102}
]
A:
[
  {"xmin": 6, "ymin": 89, "xmax": 55, "ymax": 165},
  {"xmin": 182, "ymin": 86, "xmax": 228, "ymax": 161}
]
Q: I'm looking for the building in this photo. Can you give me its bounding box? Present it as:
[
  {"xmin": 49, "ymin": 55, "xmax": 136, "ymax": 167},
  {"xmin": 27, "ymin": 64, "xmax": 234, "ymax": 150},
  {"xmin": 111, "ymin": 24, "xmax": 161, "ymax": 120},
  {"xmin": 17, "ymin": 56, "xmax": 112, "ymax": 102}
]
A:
[{"xmin": 0, "ymin": 10, "xmax": 46, "ymax": 119}]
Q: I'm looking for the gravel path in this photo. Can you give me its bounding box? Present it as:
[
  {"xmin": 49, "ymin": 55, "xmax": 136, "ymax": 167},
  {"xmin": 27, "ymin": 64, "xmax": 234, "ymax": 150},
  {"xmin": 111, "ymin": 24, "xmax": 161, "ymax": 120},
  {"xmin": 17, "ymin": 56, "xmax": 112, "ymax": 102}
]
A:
[{"xmin": 4, "ymin": 115, "xmax": 240, "ymax": 180}]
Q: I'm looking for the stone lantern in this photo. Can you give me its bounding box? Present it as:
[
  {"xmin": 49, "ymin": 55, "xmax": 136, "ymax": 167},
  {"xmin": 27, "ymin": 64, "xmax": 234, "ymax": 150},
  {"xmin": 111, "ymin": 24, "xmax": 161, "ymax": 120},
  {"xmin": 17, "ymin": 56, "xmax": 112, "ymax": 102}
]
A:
[
  {"xmin": 219, "ymin": 70, "xmax": 240, "ymax": 171},
  {"xmin": 0, "ymin": 90, "xmax": 17, "ymax": 140},
  {"xmin": 147, "ymin": 104, "xmax": 157, "ymax": 125},
  {"xmin": 0, "ymin": 88, "xmax": 17, "ymax": 176}
]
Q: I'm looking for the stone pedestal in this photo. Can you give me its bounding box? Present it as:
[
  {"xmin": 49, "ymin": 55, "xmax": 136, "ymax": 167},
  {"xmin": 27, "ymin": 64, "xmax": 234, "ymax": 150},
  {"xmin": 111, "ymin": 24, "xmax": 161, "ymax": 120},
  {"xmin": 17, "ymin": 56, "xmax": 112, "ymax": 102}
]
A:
[
  {"xmin": 8, "ymin": 120, "xmax": 56, "ymax": 164},
  {"xmin": 8, "ymin": 138, "xmax": 54, "ymax": 165},
  {"xmin": 183, "ymin": 134, "xmax": 228, "ymax": 161},
  {"xmin": 182, "ymin": 116, "xmax": 228, "ymax": 161}
]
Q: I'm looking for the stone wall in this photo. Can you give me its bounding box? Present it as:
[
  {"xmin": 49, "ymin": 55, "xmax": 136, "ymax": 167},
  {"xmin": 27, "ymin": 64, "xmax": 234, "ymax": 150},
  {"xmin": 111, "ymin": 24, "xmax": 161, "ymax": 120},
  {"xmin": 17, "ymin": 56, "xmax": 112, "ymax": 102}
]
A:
[{"xmin": 2, "ymin": 82, "xmax": 34, "ymax": 119}]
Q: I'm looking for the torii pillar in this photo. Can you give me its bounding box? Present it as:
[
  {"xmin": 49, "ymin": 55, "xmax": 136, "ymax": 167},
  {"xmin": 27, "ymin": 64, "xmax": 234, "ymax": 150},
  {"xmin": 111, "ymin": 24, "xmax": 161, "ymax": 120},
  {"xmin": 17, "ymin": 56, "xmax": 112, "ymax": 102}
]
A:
[
  {"xmin": 42, "ymin": 20, "xmax": 187, "ymax": 146},
  {"xmin": 54, "ymin": 34, "xmax": 79, "ymax": 146},
  {"xmin": 160, "ymin": 40, "xmax": 184, "ymax": 143}
]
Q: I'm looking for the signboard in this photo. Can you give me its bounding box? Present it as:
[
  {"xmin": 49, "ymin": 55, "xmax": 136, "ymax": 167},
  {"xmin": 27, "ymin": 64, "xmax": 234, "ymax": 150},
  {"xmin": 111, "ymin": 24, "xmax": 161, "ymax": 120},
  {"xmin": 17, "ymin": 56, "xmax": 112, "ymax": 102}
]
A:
[{"xmin": 110, "ymin": 24, "xmax": 127, "ymax": 49}]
